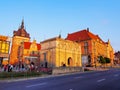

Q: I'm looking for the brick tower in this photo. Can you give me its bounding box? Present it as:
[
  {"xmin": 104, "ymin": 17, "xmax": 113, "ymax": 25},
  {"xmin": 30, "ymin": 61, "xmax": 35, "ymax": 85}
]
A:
[{"xmin": 10, "ymin": 20, "xmax": 30, "ymax": 64}]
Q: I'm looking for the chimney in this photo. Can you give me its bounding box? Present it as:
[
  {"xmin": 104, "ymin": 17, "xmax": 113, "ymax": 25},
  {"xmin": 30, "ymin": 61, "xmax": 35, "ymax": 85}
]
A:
[{"xmin": 87, "ymin": 28, "xmax": 89, "ymax": 32}]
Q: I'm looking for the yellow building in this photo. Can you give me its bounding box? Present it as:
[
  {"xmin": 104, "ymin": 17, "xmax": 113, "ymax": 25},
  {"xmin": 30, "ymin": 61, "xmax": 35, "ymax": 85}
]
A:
[
  {"xmin": 40, "ymin": 36, "xmax": 81, "ymax": 67},
  {"xmin": 10, "ymin": 20, "xmax": 30, "ymax": 64},
  {"xmin": 19, "ymin": 40, "xmax": 41, "ymax": 66},
  {"xmin": 0, "ymin": 35, "xmax": 10, "ymax": 65}
]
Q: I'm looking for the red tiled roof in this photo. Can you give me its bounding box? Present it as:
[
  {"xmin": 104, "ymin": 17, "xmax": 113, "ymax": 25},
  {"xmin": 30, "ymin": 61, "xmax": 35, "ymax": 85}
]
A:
[
  {"xmin": 24, "ymin": 42, "xmax": 41, "ymax": 50},
  {"xmin": 66, "ymin": 29, "xmax": 105, "ymax": 43},
  {"xmin": 13, "ymin": 20, "xmax": 30, "ymax": 38},
  {"xmin": 37, "ymin": 44, "xmax": 41, "ymax": 50},
  {"xmin": 24, "ymin": 42, "xmax": 31, "ymax": 49}
]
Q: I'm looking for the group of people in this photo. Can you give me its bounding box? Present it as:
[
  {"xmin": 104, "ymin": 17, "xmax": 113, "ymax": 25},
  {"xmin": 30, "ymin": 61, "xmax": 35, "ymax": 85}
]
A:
[
  {"xmin": 1, "ymin": 64, "xmax": 13, "ymax": 72},
  {"xmin": 0, "ymin": 61, "xmax": 44, "ymax": 72},
  {"xmin": 0, "ymin": 63, "xmax": 25, "ymax": 72}
]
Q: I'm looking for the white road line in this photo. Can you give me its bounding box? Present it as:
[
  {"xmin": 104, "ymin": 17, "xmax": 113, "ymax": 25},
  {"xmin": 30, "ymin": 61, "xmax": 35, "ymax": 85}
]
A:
[
  {"xmin": 97, "ymin": 79, "xmax": 106, "ymax": 82},
  {"xmin": 114, "ymin": 74, "xmax": 119, "ymax": 77},
  {"xmin": 74, "ymin": 76, "xmax": 83, "ymax": 79},
  {"xmin": 26, "ymin": 82, "xmax": 47, "ymax": 88}
]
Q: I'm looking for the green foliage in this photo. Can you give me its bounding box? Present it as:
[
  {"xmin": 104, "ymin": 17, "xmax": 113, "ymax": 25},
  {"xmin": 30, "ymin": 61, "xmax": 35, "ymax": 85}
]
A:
[
  {"xmin": 0, "ymin": 72, "xmax": 42, "ymax": 79},
  {"xmin": 104, "ymin": 57, "xmax": 111, "ymax": 63},
  {"xmin": 99, "ymin": 56, "xmax": 106, "ymax": 64},
  {"xmin": 98, "ymin": 56, "xmax": 111, "ymax": 64}
]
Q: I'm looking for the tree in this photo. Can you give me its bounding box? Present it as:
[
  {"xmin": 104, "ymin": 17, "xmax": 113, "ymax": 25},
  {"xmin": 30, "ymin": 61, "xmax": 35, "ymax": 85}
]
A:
[
  {"xmin": 99, "ymin": 56, "xmax": 106, "ymax": 64},
  {"xmin": 104, "ymin": 57, "xmax": 111, "ymax": 63},
  {"xmin": 98, "ymin": 56, "xmax": 111, "ymax": 67}
]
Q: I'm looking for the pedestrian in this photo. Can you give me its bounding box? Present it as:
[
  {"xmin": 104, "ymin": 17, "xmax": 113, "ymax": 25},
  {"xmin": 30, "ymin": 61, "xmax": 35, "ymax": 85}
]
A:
[
  {"xmin": 4, "ymin": 65, "xmax": 7, "ymax": 72},
  {"xmin": 10, "ymin": 65, "xmax": 13, "ymax": 72}
]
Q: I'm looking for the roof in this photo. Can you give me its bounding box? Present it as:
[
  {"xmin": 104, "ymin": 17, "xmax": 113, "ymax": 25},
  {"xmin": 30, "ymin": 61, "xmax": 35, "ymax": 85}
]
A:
[
  {"xmin": 24, "ymin": 42, "xmax": 41, "ymax": 50},
  {"xmin": 40, "ymin": 36, "xmax": 59, "ymax": 43},
  {"xmin": 66, "ymin": 29, "xmax": 105, "ymax": 43},
  {"xmin": 114, "ymin": 51, "xmax": 120, "ymax": 55},
  {"xmin": 13, "ymin": 20, "xmax": 30, "ymax": 38},
  {"xmin": 0, "ymin": 35, "xmax": 8, "ymax": 41},
  {"xmin": 37, "ymin": 44, "xmax": 41, "ymax": 50},
  {"xmin": 24, "ymin": 42, "xmax": 31, "ymax": 49}
]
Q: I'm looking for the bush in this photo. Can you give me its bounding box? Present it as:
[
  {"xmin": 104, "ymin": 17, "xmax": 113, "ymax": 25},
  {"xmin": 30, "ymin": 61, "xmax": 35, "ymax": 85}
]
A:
[
  {"xmin": 0, "ymin": 71, "xmax": 42, "ymax": 79},
  {"xmin": 104, "ymin": 57, "xmax": 111, "ymax": 63},
  {"xmin": 98, "ymin": 56, "xmax": 111, "ymax": 65},
  {"xmin": 0, "ymin": 68, "xmax": 53, "ymax": 79}
]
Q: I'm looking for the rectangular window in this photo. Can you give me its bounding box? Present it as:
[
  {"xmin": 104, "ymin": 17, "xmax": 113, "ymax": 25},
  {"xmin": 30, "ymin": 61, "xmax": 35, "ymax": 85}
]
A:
[
  {"xmin": 43, "ymin": 53, "xmax": 46, "ymax": 62},
  {"xmin": 84, "ymin": 41, "xmax": 88, "ymax": 54},
  {"xmin": 0, "ymin": 41, "xmax": 9, "ymax": 54},
  {"xmin": 84, "ymin": 42, "xmax": 88, "ymax": 47}
]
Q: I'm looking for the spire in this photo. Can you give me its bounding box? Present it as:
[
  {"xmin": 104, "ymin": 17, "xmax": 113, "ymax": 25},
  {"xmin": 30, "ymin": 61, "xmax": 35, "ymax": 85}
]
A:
[
  {"xmin": 21, "ymin": 19, "xmax": 24, "ymax": 29},
  {"xmin": 13, "ymin": 19, "xmax": 30, "ymax": 38}
]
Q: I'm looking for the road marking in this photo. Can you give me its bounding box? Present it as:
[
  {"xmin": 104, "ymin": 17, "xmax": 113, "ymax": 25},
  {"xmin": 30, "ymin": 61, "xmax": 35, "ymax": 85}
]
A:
[
  {"xmin": 74, "ymin": 76, "xmax": 83, "ymax": 79},
  {"xmin": 114, "ymin": 74, "xmax": 119, "ymax": 77},
  {"xmin": 26, "ymin": 82, "xmax": 47, "ymax": 88},
  {"xmin": 97, "ymin": 79, "xmax": 106, "ymax": 82}
]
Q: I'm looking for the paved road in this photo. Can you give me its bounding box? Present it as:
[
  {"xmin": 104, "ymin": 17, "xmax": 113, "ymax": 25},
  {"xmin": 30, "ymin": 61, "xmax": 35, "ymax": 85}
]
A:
[{"xmin": 0, "ymin": 69, "xmax": 120, "ymax": 90}]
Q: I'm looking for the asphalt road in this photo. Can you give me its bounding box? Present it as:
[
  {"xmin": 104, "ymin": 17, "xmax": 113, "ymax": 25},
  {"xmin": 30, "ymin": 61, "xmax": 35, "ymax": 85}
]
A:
[{"xmin": 0, "ymin": 69, "xmax": 120, "ymax": 90}]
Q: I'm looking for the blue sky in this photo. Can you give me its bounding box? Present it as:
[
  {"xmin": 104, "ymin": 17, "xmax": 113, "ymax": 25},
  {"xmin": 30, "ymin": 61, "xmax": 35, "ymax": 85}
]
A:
[{"xmin": 0, "ymin": 0, "xmax": 120, "ymax": 51}]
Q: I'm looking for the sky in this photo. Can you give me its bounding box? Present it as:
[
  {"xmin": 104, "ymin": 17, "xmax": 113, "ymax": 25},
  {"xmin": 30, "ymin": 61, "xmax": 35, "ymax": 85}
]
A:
[{"xmin": 0, "ymin": 0, "xmax": 120, "ymax": 51}]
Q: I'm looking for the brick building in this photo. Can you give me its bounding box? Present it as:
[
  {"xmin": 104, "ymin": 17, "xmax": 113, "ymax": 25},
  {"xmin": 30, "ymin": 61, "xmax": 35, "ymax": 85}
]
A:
[
  {"xmin": 10, "ymin": 20, "xmax": 30, "ymax": 64},
  {"xmin": 66, "ymin": 29, "xmax": 114, "ymax": 66}
]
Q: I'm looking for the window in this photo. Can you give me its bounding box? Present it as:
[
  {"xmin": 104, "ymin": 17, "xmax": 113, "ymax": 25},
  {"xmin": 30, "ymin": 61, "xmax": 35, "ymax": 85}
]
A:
[
  {"xmin": 84, "ymin": 42, "xmax": 88, "ymax": 47},
  {"xmin": 32, "ymin": 51, "xmax": 34, "ymax": 54},
  {"xmin": 84, "ymin": 41, "xmax": 88, "ymax": 54},
  {"xmin": 0, "ymin": 41, "xmax": 10, "ymax": 54},
  {"xmin": 43, "ymin": 53, "xmax": 46, "ymax": 62},
  {"xmin": 27, "ymin": 50, "xmax": 29, "ymax": 54}
]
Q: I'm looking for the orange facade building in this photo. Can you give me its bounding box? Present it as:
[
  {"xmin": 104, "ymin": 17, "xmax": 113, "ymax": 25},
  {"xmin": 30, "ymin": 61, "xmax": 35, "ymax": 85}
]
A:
[
  {"xmin": 66, "ymin": 29, "xmax": 114, "ymax": 66},
  {"xmin": 10, "ymin": 20, "xmax": 30, "ymax": 64}
]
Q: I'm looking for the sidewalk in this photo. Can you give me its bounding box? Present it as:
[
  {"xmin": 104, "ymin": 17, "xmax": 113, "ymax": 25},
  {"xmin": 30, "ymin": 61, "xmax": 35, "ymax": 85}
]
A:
[
  {"xmin": 84, "ymin": 67, "xmax": 108, "ymax": 71},
  {"xmin": 0, "ymin": 71, "xmax": 85, "ymax": 83},
  {"xmin": 0, "ymin": 68, "xmax": 108, "ymax": 83}
]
